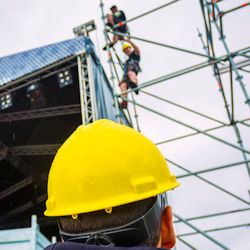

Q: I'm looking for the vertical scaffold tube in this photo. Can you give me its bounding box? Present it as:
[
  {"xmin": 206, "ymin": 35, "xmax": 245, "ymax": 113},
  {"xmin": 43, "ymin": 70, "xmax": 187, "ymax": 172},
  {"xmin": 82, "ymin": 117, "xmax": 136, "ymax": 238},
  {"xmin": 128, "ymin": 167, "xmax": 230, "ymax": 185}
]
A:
[
  {"xmin": 131, "ymin": 92, "xmax": 140, "ymax": 132},
  {"xmin": 204, "ymin": 0, "xmax": 250, "ymax": 108},
  {"xmin": 197, "ymin": 27, "xmax": 250, "ymax": 178},
  {"xmin": 100, "ymin": 0, "xmax": 121, "ymax": 123}
]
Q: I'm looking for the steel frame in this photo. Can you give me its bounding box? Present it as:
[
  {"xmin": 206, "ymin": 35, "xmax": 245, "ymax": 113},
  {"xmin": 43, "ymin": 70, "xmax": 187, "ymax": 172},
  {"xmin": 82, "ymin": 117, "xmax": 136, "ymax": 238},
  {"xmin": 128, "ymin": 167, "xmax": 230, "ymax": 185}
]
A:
[
  {"xmin": 0, "ymin": 194, "xmax": 47, "ymax": 224},
  {"xmin": 10, "ymin": 144, "xmax": 60, "ymax": 156},
  {"xmin": 0, "ymin": 57, "xmax": 77, "ymax": 95},
  {"xmin": 100, "ymin": 0, "xmax": 250, "ymax": 249},
  {"xmin": 0, "ymin": 142, "xmax": 33, "ymax": 176},
  {"xmin": 0, "ymin": 104, "xmax": 81, "ymax": 123},
  {"xmin": 0, "ymin": 24, "xmax": 101, "ymax": 223},
  {"xmin": 77, "ymin": 52, "xmax": 98, "ymax": 124}
]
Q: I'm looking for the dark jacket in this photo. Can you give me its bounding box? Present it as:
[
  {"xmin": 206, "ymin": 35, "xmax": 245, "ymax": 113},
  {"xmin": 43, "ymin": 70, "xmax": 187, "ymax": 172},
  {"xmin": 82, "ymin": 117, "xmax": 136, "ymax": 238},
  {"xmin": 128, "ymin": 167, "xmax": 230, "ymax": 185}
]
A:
[{"xmin": 44, "ymin": 242, "xmax": 166, "ymax": 250}]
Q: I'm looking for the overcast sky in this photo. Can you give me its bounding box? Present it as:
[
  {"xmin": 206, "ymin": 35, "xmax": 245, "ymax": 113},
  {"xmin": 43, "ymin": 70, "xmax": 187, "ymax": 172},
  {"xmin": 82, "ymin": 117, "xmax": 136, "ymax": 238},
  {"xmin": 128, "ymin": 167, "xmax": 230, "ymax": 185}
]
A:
[{"xmin": 0, "ymin": 0, "xmax": 249, "ymax": 249}]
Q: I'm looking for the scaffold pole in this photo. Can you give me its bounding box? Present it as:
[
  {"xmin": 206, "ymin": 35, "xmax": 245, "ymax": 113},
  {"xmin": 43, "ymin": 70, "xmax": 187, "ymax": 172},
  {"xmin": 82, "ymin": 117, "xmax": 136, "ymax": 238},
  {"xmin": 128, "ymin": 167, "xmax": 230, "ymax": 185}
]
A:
[{"xmin": 100, "ymin": 0, "xmax": 121, "ymax": 123}]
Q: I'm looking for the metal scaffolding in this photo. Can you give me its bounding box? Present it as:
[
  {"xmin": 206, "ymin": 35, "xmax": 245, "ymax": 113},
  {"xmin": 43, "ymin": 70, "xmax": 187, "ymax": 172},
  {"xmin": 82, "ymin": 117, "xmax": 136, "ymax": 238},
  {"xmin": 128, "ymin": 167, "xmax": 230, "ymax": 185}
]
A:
[{"xmin": 100, "ymin": 0, "xmax": 250, "ymax": 249}]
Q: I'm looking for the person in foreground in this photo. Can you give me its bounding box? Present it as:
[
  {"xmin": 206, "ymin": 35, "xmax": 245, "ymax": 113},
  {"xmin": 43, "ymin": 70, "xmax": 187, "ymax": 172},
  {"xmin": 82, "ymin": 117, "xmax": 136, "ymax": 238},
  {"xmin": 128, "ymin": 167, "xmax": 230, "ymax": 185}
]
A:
[{"xmin": 44, "ymin": 119, "xmax": 180, "ymax": 250}]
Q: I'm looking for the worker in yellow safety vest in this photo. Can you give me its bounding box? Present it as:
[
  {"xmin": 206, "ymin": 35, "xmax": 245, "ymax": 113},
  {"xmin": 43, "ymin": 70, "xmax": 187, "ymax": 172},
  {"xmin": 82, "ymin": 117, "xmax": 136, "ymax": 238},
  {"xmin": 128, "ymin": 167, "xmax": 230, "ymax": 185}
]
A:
[{"xmin": 44, "ymin": 119, "xmax": 180, "ymax": 250}]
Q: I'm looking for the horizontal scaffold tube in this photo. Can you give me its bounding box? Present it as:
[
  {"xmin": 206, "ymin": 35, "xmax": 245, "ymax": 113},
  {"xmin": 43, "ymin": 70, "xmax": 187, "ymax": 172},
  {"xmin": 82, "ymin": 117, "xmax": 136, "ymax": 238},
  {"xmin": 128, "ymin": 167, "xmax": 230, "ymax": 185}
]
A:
[
  {"xmin": 109, "ymin": 0, "xmax": 179, "ymax": 31},
  {"xmin": 165, "ymin": 157, "xmax": 249, "ymax": 205},
  {"xmin": 116, "ymin": 47, "xmax": 250, "ymax": 97},
  {"xmin": 123, "ymin": 97, "xmax": 250, "ymax": 154},
  {"xmin": 177, "ymin": 223, "xmax": 250, "ymax": 237},
  {"xmin": 174, "ymin": 213, "xmax": 229, "ymax": 249},
  {"xmin": 174, "ymin": 208, "xmax": 250, "ymax": 223},
  {"xmin": 177, "ymin": 160, "xmax": 250, "ymax": 178},
  {"xmin": 109, "ymin": 30, "xmax": 212, "ymax": 59}
]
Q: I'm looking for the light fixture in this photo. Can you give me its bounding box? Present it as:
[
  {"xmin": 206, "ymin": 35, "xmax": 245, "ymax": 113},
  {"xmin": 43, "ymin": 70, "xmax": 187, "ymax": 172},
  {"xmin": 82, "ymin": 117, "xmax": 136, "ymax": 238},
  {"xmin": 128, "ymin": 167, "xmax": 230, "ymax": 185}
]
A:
[
  {"xmin": 0, "ymin": 93, "xmax": 12, "ymax": 110},
  {"xmin": 57, "ymin": 69, "xmax": 73, "ymax": 88},
  {"xmin": 26, "ymin": 82, "xmax": 46, "ymax": 109}
]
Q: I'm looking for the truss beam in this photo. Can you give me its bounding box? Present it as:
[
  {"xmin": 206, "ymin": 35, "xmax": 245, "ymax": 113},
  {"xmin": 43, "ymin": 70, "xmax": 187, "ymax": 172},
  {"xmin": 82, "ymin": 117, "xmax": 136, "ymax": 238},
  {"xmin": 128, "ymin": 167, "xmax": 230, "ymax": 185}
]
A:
[
  {"xmin": 0, "ymin": 104, "xmax": 81, "ymax": 123},
  {"xmin": 0, "ymin": 142, "xmax": 33, "ymax": 176},
  {"xmin": 0, "ymin": 194, "xmax": 47, "ymax": 223},
  {"xmin": 0, "ymin": 174, "xmax": 47, "ymax": 201},
  {"xmin": 0, "ymin": 57, "xmax": 77, "ymax": 94},
  {"xmin": 0, "ymin": 177, "xmax": 33, "ymax": 200},
  {"xmin": 77, "ymin": 53, "xmax": 98, "ymax": 124},
  {"xmin": 11, "ymin": 144, "xmax": 61, "ymax": 156}
]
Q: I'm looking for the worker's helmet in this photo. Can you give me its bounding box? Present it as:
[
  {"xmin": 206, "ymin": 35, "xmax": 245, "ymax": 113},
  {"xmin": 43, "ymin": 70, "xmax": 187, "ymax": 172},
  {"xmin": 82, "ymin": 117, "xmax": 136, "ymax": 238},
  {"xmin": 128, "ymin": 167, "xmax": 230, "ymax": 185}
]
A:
[
  {"xmin": 44, "ymin": 119, "xmax": 179, "ymax": 217},
  {"xmin": 122, "ymin": 43, "xmax": 131, "ymax": 52}
]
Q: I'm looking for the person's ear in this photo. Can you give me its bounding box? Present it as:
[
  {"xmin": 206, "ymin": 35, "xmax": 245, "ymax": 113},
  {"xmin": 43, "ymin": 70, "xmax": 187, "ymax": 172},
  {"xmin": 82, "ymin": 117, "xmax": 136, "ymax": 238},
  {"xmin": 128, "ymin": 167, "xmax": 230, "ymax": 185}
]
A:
[{"xmin": 160, "ymin": 205, "xmax": 176, "ymax": 249}]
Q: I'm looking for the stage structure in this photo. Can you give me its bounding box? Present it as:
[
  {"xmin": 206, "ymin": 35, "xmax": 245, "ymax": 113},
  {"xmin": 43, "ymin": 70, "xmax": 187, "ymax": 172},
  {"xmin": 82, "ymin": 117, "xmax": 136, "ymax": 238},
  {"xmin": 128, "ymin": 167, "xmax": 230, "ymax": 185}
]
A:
[
  {"xmin": 0, "ymin": 23, "xmax": 130, "ymax": 240},
  {"xmin": 100, "ymin": 0, "xmax": 250, "ymax": 249}
]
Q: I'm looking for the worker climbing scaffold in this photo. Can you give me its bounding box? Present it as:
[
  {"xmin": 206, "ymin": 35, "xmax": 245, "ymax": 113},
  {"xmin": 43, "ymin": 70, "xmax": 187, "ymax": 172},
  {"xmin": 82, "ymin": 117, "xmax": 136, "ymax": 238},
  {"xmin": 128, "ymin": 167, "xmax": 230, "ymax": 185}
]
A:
[
  {"xmin": 103, "ymin": 5, "xmax": 129, "ymax": 50},
  {"xmin": 119, "ymin": 38, "xmax": 140, "ymax": 108},
  {"xmin": 102, "ymin": 5, "xmax": 140, "ymax": 109}
]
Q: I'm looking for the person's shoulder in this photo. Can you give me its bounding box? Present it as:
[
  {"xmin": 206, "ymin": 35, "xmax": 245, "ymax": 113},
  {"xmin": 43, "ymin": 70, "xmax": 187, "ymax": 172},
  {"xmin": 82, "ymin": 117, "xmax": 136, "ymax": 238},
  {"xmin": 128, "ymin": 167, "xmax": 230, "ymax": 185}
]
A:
[
  {"xmin": 45, "ymin": 242, "xmax": 114, "ymax": 250},
  {"xmin": 44, "ymin": 242, "xmax": 92, "ymax": 250},
  {"xmin": 44, "ymin": 243, "xmax": 162, "ymax": 250},
  {"xmin": 132, "ymin": 51, "xmax": 140, "ymax": 57}
]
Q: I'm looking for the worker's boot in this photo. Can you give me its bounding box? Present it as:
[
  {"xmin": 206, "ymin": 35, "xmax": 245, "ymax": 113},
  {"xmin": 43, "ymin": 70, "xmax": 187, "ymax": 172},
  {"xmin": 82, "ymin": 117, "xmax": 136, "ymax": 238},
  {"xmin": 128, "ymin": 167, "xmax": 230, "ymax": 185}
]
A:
[
  {"xmin": 103, "ymin": 43, "xmax": 114, "ymax": 51},
  {"xmin": 128, "ymin": 80, "xmax": 139, "ymax": 95},
  {"xmin": 106, "ymin": 22, "xmax": 113, "ymax": 28},
  {"xmin": 120, "ymin": 100, "xmax": 128, "ymax": 109}
]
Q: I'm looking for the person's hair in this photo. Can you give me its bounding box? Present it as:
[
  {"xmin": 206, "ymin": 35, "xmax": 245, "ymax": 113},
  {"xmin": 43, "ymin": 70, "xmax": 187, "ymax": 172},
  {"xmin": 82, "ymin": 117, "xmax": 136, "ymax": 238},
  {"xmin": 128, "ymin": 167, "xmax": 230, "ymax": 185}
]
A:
[
  {"xmin": 58, "ymin": 197, "xmax": 161, "ymax": 247},
  {"xmin": 110, "ymin": 5, "xmax": 117, "ymax": 10}
]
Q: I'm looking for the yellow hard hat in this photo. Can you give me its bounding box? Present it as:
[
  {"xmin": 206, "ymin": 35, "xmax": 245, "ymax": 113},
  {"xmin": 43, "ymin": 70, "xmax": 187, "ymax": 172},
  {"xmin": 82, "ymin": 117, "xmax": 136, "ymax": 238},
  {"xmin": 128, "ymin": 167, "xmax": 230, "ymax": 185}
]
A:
[
  {"xmin": 122, "ymin": 43, "xmax": 131, "ymax": 52},
  {"xmin": 44, "ymin": 119, "xmax": 180, "ymax": 217}
]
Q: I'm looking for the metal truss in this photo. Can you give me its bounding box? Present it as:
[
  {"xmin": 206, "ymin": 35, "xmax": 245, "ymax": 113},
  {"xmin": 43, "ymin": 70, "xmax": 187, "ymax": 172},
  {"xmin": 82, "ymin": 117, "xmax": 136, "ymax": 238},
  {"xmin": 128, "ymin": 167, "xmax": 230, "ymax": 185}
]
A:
[
  {"xmin": 0, "ymin": 142, "xmax": 33, "ymax": 176},
  {"xmin": 0, "ymin": 174, "xmax": 47, "ymax": 201},
  {"xmin": 0, "ymin": 176, "xmax": 33, "ymax": 200},
  {"xmin": 0, "ymin": 56, "xmax": 77, "ymax": 95},
  {"xmin": 0, "ymin": 194, "xmax": 47, "ymax": 224},
  {"xmin": 10, "ymin": 144, "xmax": 60, "ymax": 156},
  {"xmin": 100, "ymin": 0, "xmax": 250, "ymax": 249},
  {"xmin": 77, "ymin": 52, "xmax": 98, "ymax": 124},
  {"xmin": 0, "ymin": 104, "xmax": 81, "ymax": 123}
]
